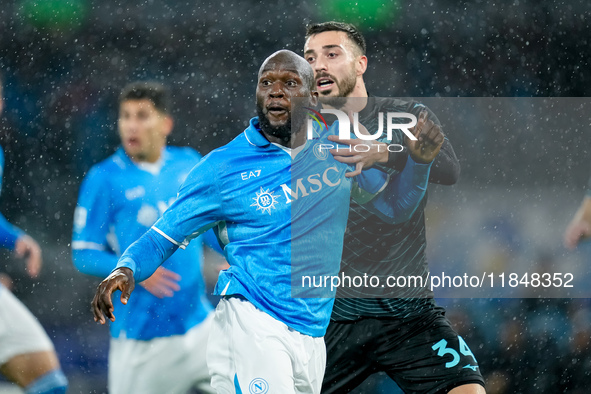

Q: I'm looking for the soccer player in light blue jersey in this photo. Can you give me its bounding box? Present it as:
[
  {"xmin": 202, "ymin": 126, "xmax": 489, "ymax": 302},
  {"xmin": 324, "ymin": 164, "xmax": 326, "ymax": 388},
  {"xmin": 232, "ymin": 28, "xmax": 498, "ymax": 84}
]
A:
[
  {"xmin": 92, "ymin": 51, "xmax": 443, "ymax": 394},
  {"xmin": 0, "ymin": 71, "xmax": 68, "ymax": 394},
  {"xmin": 72, "ymin": 81, "xmax": 218, "ymax": 394}
]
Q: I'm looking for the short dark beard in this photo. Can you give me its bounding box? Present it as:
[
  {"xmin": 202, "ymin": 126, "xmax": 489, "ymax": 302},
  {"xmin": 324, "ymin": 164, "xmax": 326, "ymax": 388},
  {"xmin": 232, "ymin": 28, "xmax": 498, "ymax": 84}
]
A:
[
  {"xmin": 257, "ymin": 106, "xmax": 292, "ymax": 143},
  {"xmin": 319, "ymin": 95, "xmax": 348, "ymax": 109},
  {"xmin": 318, "ymin": 69, "xmax": 357, "ymax": 109}
]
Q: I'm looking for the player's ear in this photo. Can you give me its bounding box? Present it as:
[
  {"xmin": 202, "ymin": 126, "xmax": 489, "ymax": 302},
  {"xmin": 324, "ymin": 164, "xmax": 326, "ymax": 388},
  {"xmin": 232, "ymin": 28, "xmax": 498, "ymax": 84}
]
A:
[
  {"xmin": 309, "ymin": 90, "xmax": 319, "ymax": 107},
  {"xmin": 356, "ymin": 55, "xmax": 368, "ymax": 76},
  {"xmin": 162, "ymin": 115, "xmax": 174, "ymax": 137}
]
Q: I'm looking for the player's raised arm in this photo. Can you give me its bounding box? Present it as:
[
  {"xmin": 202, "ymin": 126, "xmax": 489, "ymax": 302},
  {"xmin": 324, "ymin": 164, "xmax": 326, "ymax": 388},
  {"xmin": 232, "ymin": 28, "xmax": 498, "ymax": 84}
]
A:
[
  {"xmin": 406, "ymin": 106, "xmax": 459, "ymax": 185},
  {"xmin": 405, "ymin": 110, "xmax": 445, "ymax": 164}
]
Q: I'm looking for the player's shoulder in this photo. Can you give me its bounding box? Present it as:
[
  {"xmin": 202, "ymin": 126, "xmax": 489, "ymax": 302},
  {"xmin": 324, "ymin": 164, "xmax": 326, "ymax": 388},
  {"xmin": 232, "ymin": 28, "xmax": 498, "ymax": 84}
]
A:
[
  {"xmin": 84, "ymin": 150, "xmax": 127, "ymax": 182},
  {"xmin": 165, "ymin": 145, "xmax": 202, "ymax": 161},
  {"xmin": 199, "ymin": 131, "xmax": 249, "ymax": 165},
  {"xmin": 373, "ymin": 97, "xmax": 428, "ymax": 114}
]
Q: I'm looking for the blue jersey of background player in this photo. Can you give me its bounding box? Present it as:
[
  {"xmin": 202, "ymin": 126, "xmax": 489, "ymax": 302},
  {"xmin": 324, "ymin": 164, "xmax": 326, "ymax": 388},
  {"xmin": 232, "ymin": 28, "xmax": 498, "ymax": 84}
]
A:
[
  {"xmin": 72, "ymin": 81, "xmax": 218, "ymax": 394},
  {"xmin": 72, "ymin": 147, "xmax": 214, "ymax": 339},
  {"xmin": 91, "ymin": 50, "xmax": 440, "ymax": 394}
]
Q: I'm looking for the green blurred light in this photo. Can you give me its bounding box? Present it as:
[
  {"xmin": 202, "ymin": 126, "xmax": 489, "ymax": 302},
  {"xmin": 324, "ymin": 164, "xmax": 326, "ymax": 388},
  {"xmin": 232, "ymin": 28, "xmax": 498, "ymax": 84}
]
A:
[
  {"xmin": 20, "ymin": 0, "xmax": 88, "ymax": 30},
  {"xmin": 319, "ymin": 0, "xmax": 401, "ymax": 29}
]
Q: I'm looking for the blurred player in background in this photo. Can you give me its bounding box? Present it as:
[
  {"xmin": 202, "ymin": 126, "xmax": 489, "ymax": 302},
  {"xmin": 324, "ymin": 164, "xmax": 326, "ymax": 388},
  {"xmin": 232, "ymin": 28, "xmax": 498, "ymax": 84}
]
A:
[
  {"xmin": 564, "ymin": 176, "xmax": 591, "ymax": 249},
  {"xmin": 304, "ymin": 22, "xmax": 486, "ymax": 393},
  {"xmin": 72, "ymin": 81, "xmax": 218, "ymax": 394},
  {"xmin": 91, "ymin": 50, "xmax": 442, "ymax": 394},
  {"xmin": 0, "ymin": 72, "xmax": 68, "ymax": 394}
]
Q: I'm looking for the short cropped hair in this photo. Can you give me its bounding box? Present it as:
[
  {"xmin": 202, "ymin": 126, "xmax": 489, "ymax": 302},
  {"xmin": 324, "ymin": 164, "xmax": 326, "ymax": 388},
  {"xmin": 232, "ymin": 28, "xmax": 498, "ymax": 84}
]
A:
[
  {"xmin": 305, "ymin": 21, "xmax": 366, "ymax": 55},
  {"xmin": 119, "ymin": 81, "xmax": 171, "ymax": 114}
]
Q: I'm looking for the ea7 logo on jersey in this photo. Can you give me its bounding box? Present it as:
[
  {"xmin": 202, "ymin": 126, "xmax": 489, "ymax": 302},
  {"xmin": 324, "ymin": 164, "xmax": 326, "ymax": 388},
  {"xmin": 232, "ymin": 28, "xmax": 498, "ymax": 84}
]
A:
[
  {"xmin": 241, "ymin": 169, "xmax": 261, "ymax": 180},
  {"xmin": 280, "ymin": 166, "xmax": 342, "ymax": 203},
  {"xmin": 251, "ymin": 187, "xmax": 280, "ymax": 215}
]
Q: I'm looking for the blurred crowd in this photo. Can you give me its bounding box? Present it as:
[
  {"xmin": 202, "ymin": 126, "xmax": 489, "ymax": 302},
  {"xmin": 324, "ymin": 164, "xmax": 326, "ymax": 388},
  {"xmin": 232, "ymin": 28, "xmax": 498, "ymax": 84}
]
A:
[{"xmin": 1, "ymin": 0, "xmax": 591, "ymax": 392}]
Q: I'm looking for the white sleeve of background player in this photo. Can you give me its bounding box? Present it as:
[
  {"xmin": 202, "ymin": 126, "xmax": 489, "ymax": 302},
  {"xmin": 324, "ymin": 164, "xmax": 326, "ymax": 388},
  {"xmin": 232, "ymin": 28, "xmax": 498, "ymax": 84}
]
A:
[{"xmin": 151, "ymin": 157, "xmax": 222, "ymax": 249}]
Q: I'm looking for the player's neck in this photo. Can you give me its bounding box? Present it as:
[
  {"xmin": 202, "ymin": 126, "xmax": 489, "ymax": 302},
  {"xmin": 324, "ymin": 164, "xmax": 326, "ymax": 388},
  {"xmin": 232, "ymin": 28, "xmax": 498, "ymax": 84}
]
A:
[
  {"xmin": 346, "ymin": 80, "xmax": 369, "ymax": 111},
  {"xmin": 263, "ymin": 127, "xmax": 306, "ymax": 149},
  {"xmin": 128, "ymin": 147, "xmax": 164, "ymax": 164},
  {"xmin": 352, "ymin": 78, "xmax": 369, "ymax": 98}
]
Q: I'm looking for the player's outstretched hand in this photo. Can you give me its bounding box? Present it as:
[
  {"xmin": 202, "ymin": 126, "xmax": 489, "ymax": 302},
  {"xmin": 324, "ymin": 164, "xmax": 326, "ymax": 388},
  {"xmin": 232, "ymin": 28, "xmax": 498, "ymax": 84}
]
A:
[
  {"xmin": 92, "ymin": 267, "xmax": 135, "ymax": 324},
  {"xmin": 14, "ymin": 234, "xmax": 42, "ymax": 278},
  {"xmin": 328, "ymin": 110, "xmax": 389, "ymax": 178},
  {"xmin": 139, "ymin": 266, "xmax": 181, "ymax": 298},
  {"xmin": 563, "ymin": 220, "xmax": 591, "ymax": 250},
  {"xmin": 407, "ymin": 110, "xmax": 445, "ymax": 164}
]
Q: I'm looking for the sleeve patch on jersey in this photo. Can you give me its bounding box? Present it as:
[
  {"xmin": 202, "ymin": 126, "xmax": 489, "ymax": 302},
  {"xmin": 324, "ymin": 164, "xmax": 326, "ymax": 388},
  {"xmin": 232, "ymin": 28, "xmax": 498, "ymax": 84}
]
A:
[{"xmin": 73, "ymin": 207, "xmax": 88, "ymax": 231}]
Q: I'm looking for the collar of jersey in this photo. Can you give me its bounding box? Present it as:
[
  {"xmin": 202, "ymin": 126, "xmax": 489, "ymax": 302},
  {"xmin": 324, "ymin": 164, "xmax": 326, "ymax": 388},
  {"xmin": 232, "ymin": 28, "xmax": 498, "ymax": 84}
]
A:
[
  {"xmin": 245, "ymin": 116, "xmax": 322, "ymax": 157},
  {"xmin": 245, "ymin": 117, "xmax": 273, "ymax": 147}
]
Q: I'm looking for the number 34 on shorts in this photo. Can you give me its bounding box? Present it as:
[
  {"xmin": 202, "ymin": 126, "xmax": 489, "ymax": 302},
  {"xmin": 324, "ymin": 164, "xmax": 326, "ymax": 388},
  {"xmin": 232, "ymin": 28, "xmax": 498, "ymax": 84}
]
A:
[{"xmin": 431, "ymin": 336, "xmax": 479, "ymax": 371}]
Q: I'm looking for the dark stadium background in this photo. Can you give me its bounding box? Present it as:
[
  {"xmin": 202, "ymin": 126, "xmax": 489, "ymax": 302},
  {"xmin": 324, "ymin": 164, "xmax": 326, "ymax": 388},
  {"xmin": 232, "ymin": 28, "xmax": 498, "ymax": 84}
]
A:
[{"xmin": 1, "ymin": 0, "xmax": 591, "ymax": 392}]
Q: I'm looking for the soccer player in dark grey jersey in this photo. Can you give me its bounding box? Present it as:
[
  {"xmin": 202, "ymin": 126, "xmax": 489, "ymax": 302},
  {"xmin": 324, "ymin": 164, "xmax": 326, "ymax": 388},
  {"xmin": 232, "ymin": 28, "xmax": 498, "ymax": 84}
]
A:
[{"xmin": 304, "ymin": 22, "xmax": 486, "ymax": 394}]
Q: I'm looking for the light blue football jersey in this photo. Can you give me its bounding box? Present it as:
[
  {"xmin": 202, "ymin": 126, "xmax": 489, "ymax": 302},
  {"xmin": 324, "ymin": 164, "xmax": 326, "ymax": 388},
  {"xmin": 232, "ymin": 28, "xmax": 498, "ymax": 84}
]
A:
[
  {"xmin": 72, "ymin": 147, "xmax": 213, "ymax": 340},
  {"xmin": 134, "ymin": 117, "xmax": 427, "ymax": 337}
]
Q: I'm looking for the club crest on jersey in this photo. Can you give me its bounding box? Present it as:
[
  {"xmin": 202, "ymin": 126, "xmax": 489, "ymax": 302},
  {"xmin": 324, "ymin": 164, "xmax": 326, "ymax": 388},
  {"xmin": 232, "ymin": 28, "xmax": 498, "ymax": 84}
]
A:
[
  {"xmin": 313, "ymin": 143, "xmax": 329, "ymax": 160},
  {"xmin": 251, "ymin": 187, "xmax": 280, "ymax": 215},
  {"xmin": 249, "ymin": 378, "xmax": 269, "ymax": 394}
]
